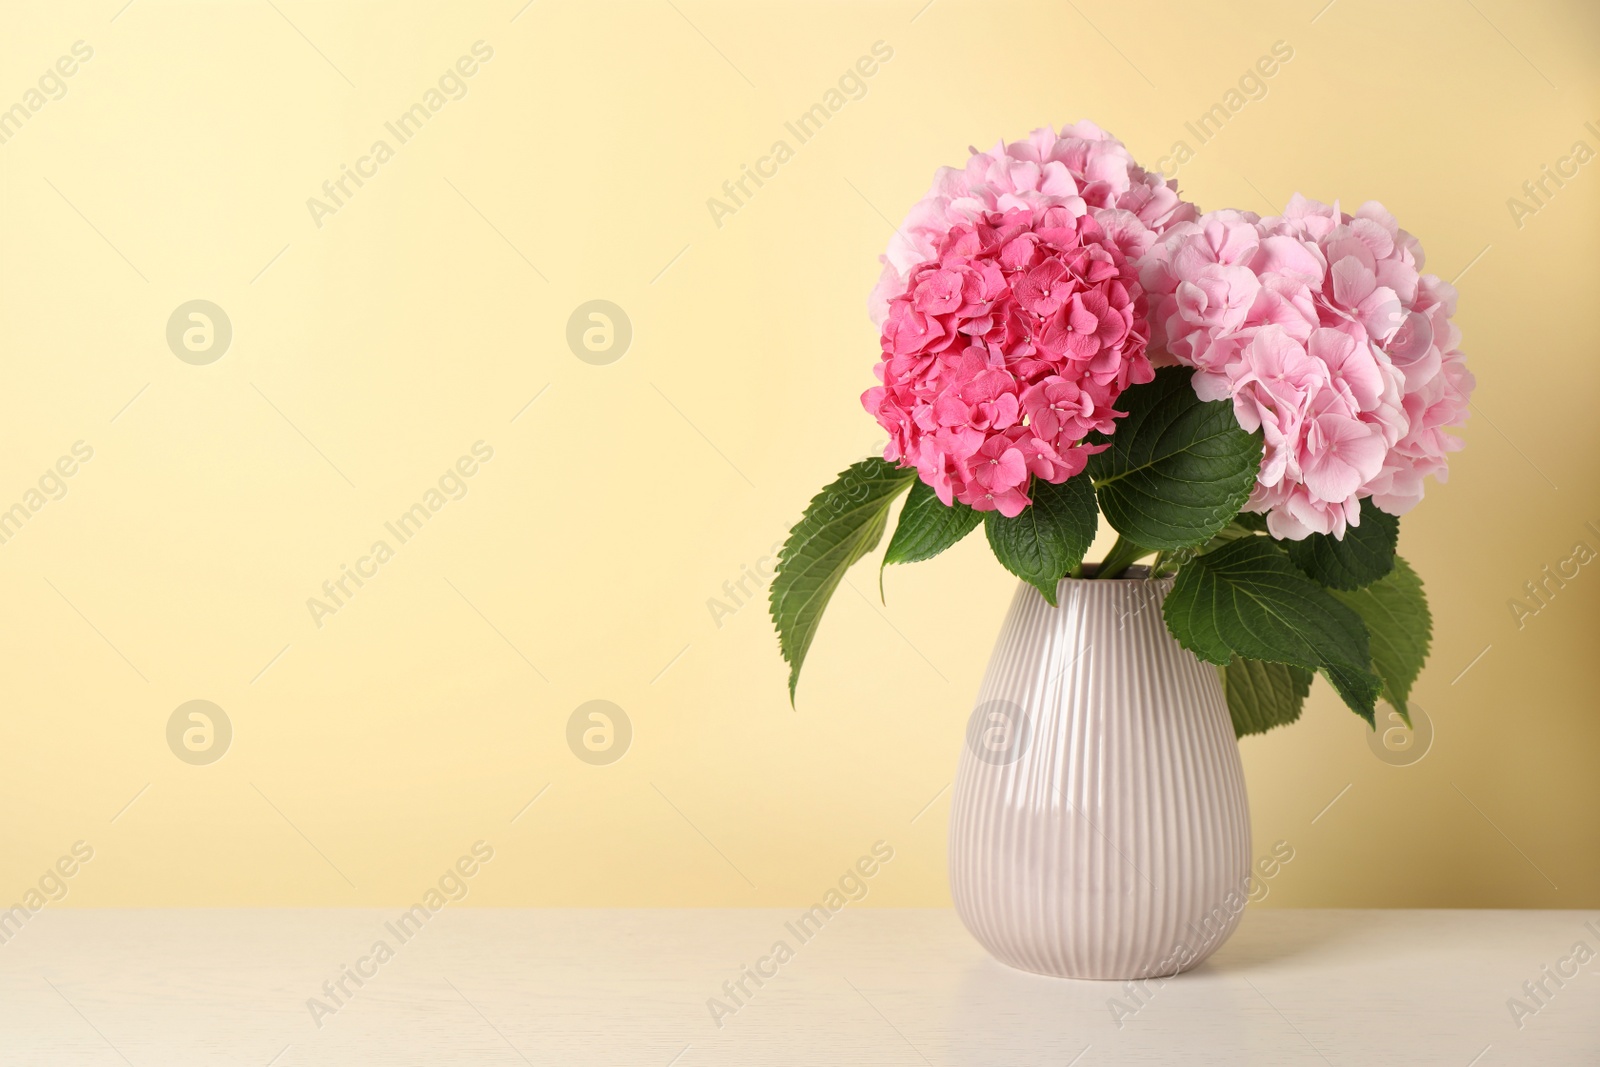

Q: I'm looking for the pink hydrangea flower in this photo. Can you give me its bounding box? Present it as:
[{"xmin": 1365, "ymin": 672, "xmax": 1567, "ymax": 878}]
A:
[
  {"xmin": 1141, "ymin": 195, "xmax": 1473, "ymax": 539},
  {"xmin": 863, "ymin": 125, "xmax": 1194, "ymax": 517}
]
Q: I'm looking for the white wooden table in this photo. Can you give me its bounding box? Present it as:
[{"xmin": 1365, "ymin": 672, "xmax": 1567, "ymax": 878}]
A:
[{"xmin": 0, "ymin": 909, "xmax": 1594, "ymax": 1064}]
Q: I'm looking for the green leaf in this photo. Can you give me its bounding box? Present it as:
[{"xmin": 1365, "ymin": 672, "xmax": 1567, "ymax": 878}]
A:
[
  {"xmin": 1164, "ymin": 537, "xmax": 1382, "ymax": 724},
  {"xmin": 883, "ymin": 479, "xmax": 983, "ymax": 569},
  {"xmin": 1232, "ymin": 511, "xmax": 1269, "ymax": 532},
  {"xmin": 1220, "ymin": 658, "xmax": 1314, "ymax": 738},
  {"xmin": 1088, "ymin": 367, "xmax": 1263, "ymax": 550},
  {"xmin": 1286, "ymin": 499, "xmax": 1399, "ymax": 590},
  {"xmin": 983, "ymin": 473, "xmax": 1098, "ymax": 606},
  {"xmin": 770, "ymin": 458, "xmax": 917, "ymax": 702},
  {"xmin": 1330, "ymin": 556, "xmax": 1431, "ymax": 721}
]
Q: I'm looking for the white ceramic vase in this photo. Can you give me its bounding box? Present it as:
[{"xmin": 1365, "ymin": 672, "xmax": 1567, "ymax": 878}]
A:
[{"xmin": 949, "ymin": 573, "xmax": 1251, "ymax": 980}]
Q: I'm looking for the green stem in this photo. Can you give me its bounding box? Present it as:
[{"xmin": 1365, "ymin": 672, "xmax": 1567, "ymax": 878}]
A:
[{"xmin": 1095, "ymin": 534, "xmax": 1151, "ymax": 580}]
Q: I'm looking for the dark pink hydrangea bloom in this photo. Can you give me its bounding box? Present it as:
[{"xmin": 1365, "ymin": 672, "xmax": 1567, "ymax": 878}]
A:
[{"xmin": 862, "ymin": 125, "xmax": 1193, "ymax": 516}]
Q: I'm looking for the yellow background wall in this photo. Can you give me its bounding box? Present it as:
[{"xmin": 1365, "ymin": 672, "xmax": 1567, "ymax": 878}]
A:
[{"xmin": 1, "ymin": 0, "xmax": 1595, "ymax": 909}]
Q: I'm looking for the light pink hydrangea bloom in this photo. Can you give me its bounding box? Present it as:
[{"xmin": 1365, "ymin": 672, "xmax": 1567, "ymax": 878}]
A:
[
  {"xmin": 1141, "ymin": 195, "xmax": 1473, "ymax": 539},
  {"xmin": 862, "ymin": 125, "xmax": 1194, "ymax": 517}
]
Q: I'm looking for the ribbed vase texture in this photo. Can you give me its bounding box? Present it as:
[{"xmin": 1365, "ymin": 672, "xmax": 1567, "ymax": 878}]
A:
[{"xmin": 949, "ymin": 576, "xmax": 1251, "ymax": 980}]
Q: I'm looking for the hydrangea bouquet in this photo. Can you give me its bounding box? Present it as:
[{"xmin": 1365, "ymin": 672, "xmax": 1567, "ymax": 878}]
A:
[{"xmin": 770, "ymin": 123, "xmax": 1471, "ymax": 737}]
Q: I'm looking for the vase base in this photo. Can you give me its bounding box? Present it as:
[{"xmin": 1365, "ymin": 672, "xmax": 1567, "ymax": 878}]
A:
[{"xmin": 971, "ymin": 937, "xmax": 1228, "ymax": 982}]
